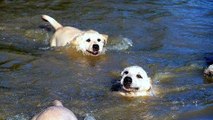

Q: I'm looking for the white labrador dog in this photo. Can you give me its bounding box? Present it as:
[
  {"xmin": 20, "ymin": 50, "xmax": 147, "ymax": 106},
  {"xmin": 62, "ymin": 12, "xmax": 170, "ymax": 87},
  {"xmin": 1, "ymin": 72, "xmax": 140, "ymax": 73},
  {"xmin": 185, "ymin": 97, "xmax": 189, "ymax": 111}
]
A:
[
  {"xmin": 42, "ymin": 15, "xmax": 108, "ymax": 56},
  {"xmin": 32, "ymin": 100, "xmax": 78, "ymax": 120},
  {"xmin": 119, "ymin": 66, "xmax": 152, "ymax": 97}
]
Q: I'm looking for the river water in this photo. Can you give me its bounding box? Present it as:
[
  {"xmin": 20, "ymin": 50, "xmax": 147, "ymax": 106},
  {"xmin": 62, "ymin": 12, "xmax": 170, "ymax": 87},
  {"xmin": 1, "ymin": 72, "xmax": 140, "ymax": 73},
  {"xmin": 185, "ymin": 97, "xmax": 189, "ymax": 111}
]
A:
[{"xmin": 0, "ymin": 0, "xmax": 213, "ymax": 120}]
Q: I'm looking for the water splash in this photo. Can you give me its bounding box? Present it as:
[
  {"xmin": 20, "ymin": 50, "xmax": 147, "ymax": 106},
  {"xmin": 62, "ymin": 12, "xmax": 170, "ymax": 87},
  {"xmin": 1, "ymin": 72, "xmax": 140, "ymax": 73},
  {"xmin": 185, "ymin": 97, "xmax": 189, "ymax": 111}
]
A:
[
  {"xmin": 107, "ymin": 36, "xmax": 133, "ymax": 51},
  {"xmin": 84, "ymin": 113, "xmax": 96, "ymax": 120},
  {"xmin": 6, "ymin": 114, "xmax": 29, "ymax": 120}
]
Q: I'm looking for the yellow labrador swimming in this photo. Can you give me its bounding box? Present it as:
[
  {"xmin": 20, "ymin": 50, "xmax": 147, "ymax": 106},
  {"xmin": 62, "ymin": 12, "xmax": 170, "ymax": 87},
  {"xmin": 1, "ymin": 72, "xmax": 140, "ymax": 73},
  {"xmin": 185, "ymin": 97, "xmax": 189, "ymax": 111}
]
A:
[
  {"xmin": 118, "ymin": 66, "xmax": 153, "ymax": 97},
  {"xmin": 32, "ymin": 100, "xmax": 78, "ymax": 120},
  {"xmin": 42, "ymin": 15, "xmax": 108, "ymax": 56}
]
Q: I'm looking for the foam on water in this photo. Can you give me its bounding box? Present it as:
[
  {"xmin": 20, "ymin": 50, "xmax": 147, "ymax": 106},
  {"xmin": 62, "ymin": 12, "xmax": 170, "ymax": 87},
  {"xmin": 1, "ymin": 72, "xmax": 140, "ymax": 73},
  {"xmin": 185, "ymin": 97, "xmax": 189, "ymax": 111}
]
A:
[
  {"xmin": 84, "ymin": 113, "xmax": 96, "ymax": 120},
  {"xmin": 107, "ymin": 36, "xmax": 133, "ymax": 51},
  {"xmin": 6, "ymin": 114, "xmax": 29, "ymax": 120}
]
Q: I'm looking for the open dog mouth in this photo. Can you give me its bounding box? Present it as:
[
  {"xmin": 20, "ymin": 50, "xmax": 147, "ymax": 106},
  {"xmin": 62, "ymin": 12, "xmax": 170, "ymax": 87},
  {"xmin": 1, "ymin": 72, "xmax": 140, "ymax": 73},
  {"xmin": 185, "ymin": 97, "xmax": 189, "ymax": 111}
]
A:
[
  {"xmin": 122, "ymin": 86, "xmax": 139, "ymax": 92},
  {"xmin": 86, "ymin": 50, "xmax": 99, "ymax": 56},
  {"xmin": 122, "ymin": 86, "xmax": 152, "ymax": 93}
]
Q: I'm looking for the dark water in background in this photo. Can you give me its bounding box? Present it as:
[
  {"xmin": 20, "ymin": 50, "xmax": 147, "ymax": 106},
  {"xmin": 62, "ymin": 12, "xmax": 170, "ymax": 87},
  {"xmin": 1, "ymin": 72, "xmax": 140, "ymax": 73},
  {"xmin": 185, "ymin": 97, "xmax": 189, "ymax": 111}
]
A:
[{"xmin": 0, "ymin": 0, "xmax": 213, "ymax": 120}]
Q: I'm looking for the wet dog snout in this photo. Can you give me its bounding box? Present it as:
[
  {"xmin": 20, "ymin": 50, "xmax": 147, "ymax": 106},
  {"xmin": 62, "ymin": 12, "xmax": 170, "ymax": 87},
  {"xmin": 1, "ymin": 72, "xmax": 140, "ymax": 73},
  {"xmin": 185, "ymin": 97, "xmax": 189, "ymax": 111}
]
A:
[
  {"xmin": 123, "ymin": 76, "xmax": 132, "ymax": 88},
  {"xmin": 93, "ymin": 44, "xmax": 99, "ymax": 51}
]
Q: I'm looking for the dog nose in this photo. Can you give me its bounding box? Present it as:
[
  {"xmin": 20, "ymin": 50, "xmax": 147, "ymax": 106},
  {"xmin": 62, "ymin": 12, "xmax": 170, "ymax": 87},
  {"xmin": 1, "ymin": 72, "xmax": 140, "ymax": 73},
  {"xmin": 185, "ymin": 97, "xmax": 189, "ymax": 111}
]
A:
[
  {"xmin": 93, "ymin": 44, "xmax": 99, "ymax": 51},
  {"xmin": 123, "ymin": 77, "xmax": 132, "ymax": 87}
]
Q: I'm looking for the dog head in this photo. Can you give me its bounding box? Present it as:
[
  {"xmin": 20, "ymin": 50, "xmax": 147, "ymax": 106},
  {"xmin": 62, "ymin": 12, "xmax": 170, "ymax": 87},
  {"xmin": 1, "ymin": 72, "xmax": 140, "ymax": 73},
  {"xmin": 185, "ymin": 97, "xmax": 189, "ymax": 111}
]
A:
[
  {"xmin": 120, "ymin": 66, "xmax": 151, "ymax": 93},
  {"xmin": 32, "ymin": 100, "xmax": 78, "ymax": 120},
  {"xmin": 204, "ymin": 64, "xmax": 213, "ymax": 77},
  {"xmin": 72, "ymin": 30, "xmax": 108, "ymax": 56}
]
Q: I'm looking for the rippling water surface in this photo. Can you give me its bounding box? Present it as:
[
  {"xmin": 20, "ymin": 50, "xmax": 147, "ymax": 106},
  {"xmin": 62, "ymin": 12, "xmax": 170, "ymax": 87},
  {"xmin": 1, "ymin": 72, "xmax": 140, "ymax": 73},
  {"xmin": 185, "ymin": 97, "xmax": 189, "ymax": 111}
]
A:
[{"xmin": 0, "ymin": 0, "xmax": 213, "ymax": 120}]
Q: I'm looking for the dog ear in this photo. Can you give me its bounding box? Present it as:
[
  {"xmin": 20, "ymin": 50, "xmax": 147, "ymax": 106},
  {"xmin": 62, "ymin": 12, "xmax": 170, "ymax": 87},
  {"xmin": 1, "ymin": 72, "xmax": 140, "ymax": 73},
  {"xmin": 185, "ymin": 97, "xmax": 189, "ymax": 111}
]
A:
[
  {"xmin": 102, "ymin": 34, "xmax": 108, "ymax": 45},
  {"xmin": 53, "ymin": 100, "xmax": 63, "ymax": 107},
  {"xmin": 87, "ymin": 29, "xmax": 97, "ymax": 33},
  {"xmin": 71, "ymin": 34, "xmax": 82, "ymax": 46},
  {"xmin": 120, "ymin": 70, "xmax": 124, "ymax": 76}
]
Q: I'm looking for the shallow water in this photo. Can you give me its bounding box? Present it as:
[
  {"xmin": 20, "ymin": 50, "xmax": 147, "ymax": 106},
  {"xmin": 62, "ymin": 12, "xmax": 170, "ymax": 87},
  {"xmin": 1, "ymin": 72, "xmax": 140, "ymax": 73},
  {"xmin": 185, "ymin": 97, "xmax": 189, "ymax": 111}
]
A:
[{"xmin": 0, "ymin": 0, "xmax": 213, "ymax": 120}]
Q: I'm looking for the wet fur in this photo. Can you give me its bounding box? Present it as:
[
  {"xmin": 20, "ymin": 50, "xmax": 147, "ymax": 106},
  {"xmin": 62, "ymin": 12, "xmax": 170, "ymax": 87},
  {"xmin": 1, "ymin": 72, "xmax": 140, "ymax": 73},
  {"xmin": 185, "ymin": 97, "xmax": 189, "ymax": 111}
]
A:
[
  {"xmin": 119, "ymin": 66, "xmax": 153, "ymax": 97},
  {"xmin": 42, "ymin": 15, "xmax": 108, "ymax": 56}
]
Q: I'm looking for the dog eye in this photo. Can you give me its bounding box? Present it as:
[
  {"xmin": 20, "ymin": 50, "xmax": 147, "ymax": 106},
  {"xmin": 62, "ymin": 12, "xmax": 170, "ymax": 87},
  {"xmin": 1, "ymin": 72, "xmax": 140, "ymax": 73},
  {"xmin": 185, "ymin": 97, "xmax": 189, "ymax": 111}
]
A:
[
  {"xmin": 97, "ymin": 39, "xmax": 101, "ymax": 42},
  {"xmin": 136, "ymin": 74, "xmax": 143, "ymax": 78},
  {"xmin": 86, "ymin": 39, "xmax": 91, "ymax": 42},
  {"xmin": 124, "ymin": 71, "xmax": 128, "ymax": 74}
]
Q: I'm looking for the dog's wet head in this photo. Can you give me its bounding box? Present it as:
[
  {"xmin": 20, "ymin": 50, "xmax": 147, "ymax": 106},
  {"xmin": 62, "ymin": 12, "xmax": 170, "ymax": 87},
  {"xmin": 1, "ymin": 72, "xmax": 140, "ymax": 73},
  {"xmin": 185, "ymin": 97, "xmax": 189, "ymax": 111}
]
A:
[
  {"xmin": 120, "ymin": 66, "xmax": 151, "ymax": 92},
  {"xmin": 73, "ymin": 30, "xmax": 108, "ymax": 56}
]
